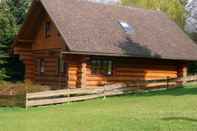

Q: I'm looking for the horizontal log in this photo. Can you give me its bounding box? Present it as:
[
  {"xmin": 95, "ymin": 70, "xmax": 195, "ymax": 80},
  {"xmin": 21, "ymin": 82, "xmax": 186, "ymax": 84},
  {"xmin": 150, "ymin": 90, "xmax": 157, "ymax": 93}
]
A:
[
  {"xmin": 86, "ymin": 76, "xmax": 177, "ymax": 82},
  {"xmin": 127, "ymin": 82, "xmax": 176, "ymax": 88},
  {"xmin": 14, "ymin": 48, "xmax": 31, "ymax": 52},
  {"xmin": 22, "ymin": 56, "xmax": 33, "ymax": 61},
  {"xmin": 35, "ymin": 78, "xmax": 67, "ymax": 82},
  {"xmin": 115, "ymin": 66, "xmax": 177, "ymax": 70},
  {"xmin": 18, "ymin": 52, "xmax": 32, "ymax": 57},
  {"xmin": 86, "ymin": 78, "xmax": 177, "ymax": 86},
  {"xmin": 68, "ymin": 64, "xmax": 79, "ymax": 68},
  {"xmin": 68, "ymin": 70, "xmax": 78, "ymax": 74},
  {"xmin": 68, "ymin": 81, "xmax": 77, "ymax": 86},
  {"xmin": 68, "ymin": 76, "xmax": 78, "ymax": 81},
  {"xmin": 68, "ymin": 67, "xmax": 79, "ymax": 70},
  {"xmin": 35, "ymin": 81, "xmax": 67, "ymax": 86},
  {"xmin": 86, "ymin": 66, "xmax": 177, "ymax": 72},
  {"xmin": 115, "ymin": 74, "xmax": 177, "ymax": 78},
  {"xmin": 115, "ymin": 72, "xmax": 177, "ymax": 76},
  {"xmin": 18, "ymin": 39, "xmax": 34, "ymax": 43}
]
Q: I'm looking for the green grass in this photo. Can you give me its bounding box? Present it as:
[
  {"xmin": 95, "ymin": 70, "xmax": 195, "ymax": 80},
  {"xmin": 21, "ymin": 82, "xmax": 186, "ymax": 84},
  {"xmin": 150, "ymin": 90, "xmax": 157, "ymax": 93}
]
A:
[{"xmin": 1, "ymin": 84, "xmax": 197, "ymax": 131}]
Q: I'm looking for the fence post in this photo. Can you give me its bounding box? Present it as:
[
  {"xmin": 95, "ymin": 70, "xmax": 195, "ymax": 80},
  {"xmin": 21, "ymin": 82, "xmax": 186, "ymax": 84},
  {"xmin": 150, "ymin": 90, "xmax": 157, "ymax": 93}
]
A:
[
  {"xmin": 166, "ymin": 76, "xmax": 170, "ymax": 89},
  {"xmin": 103, "ymin": 83, "xmax": 106, "ymax": 100},
  {"xmin": 25, "ymin": 93, "xmax": 28, "ymax": 109},
  {"xmin": 182, "ymin": 66, "xmax": 188, "ymax": 84},
  {"xmin": 137, "ymin": 80, "xmax": 140, "ymax": 92},
  {"xmin": 67, "ymin": 88, "xmax": 70, "ymax": 104},
  {"xmin": 25, "ymin": 82, "xmax": 28, "ymax": 109}
]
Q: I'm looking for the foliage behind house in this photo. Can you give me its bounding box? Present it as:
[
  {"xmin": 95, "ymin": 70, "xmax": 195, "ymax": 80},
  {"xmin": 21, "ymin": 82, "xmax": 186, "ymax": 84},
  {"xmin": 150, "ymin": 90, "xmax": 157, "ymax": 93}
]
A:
[{"xmin": 122, "ymin": 0, "xmax": 186, "ymax": 28}]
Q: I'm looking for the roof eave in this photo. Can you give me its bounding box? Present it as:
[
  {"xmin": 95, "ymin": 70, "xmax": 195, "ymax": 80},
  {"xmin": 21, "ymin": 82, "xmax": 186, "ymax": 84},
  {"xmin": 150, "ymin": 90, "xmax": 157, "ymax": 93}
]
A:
[{"xmin": 61, "ymin": 50, "xmax": 197, "ymax": 62}]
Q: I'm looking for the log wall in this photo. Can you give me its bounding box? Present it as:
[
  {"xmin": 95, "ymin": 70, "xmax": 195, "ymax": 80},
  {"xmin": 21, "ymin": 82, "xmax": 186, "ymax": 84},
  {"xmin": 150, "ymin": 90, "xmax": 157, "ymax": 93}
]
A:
[
  {"xmin": 13, "ymin": 45, "xmax": 35, "ymax": 82},
  {"xmin": 32, "ymin": 14, "xmax": 66, "ymax": 50},
  {"xmin": 65, "ymin": 55, "xmax": 86, "ymax": 89},
  {"xmin": 13, "ymin": 49, "xmax": 187, "ymax": 89},
  {"xmin": 85, "ymin": 58, "xmax": 182, "ymax": 88},
  {"xmin": 13, "ymin": 48, "xmax": 67, "ymax": 89},
  {"xmin": 32, "ymin": 50, "xmax": 67, "ymax": 89}
]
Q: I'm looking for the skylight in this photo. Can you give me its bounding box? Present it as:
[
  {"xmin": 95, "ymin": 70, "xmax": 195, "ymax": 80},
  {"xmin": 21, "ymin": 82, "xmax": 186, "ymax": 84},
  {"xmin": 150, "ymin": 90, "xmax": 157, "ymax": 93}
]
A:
[
  {"xmin": 87, "ymin": 0, "xmax": 120, "ymax": 5},
  {"xmin": 119, "ymin": 21, "xmax": 135, "ymax": 34}
]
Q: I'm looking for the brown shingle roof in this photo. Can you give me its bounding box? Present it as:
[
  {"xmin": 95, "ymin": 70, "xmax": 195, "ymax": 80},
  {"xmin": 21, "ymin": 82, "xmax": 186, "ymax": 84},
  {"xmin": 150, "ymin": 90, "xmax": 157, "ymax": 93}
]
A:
[{"xmin": 17, "ymin": 0, "xmax": 197, "ymax": 61}]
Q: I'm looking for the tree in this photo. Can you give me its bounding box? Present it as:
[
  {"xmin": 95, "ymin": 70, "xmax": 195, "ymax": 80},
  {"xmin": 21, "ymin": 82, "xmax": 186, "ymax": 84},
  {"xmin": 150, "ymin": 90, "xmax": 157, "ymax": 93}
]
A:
[
  {"xmin": 122, "ymin": 0, "xmax": 186, "ymax": 28},
  {"xmin": 0, "ymin": 0, "xmax": 31, "ymax": 81},
  {"xmin": 184, "ymin": 0, "xmax": 197, "ymax": 74},
  {"xmin": 0, "ymin": 0, "xmax": 17, "ymax": 80},
  {"xmin": 6, "ymin": 0, "xmax": 31, "ymax": 81},
  {"xmin": 185, "ymin": 0, "xmax": 197, "ymax": 41},
  {"xmin": 6, "ymin": 0, "xmax": 31, "ymax": 26},
  {"xmin": 179, "ymin": 0, "xmax": 188, "ymax": 6}
]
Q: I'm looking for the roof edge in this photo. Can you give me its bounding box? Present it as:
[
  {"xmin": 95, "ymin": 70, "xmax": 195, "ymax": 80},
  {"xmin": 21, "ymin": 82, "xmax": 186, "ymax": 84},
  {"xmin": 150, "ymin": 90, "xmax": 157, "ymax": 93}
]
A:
[
  {"xmin": 40, "ymin": 0, "xmax": 72, "ymax": 51},
  {"xmin": 62, "ymin": 50, "xmax": 197, "ymax": 62}
]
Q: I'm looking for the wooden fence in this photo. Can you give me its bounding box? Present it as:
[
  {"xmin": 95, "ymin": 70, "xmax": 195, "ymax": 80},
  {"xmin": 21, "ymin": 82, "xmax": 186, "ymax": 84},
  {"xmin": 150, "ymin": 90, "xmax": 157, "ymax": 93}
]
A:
[
  {"xmin": 26, "ymin": 75, "xmax": 197, "ymax": 107},
  {"xmin": 180, "ymin": 75, "xmax": 197, "ymax": 83}
]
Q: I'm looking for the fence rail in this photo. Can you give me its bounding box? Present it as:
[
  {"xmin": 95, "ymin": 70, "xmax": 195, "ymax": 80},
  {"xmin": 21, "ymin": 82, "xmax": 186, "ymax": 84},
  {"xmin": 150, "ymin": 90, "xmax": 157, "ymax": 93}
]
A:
[
  {"xmin": 26, "ymin": 75, "xmax": 197, "ymax": 107},
  {"xmin": 180, "ymin": 75, "xmax": 197, "ymax": 82}
]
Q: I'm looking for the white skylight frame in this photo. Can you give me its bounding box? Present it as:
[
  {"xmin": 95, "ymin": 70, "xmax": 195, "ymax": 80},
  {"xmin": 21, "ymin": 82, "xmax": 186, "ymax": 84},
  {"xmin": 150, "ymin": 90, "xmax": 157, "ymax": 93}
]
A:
[{"xmin": 119, "ymin": 20, "xmax": 135, "ymax": 34}]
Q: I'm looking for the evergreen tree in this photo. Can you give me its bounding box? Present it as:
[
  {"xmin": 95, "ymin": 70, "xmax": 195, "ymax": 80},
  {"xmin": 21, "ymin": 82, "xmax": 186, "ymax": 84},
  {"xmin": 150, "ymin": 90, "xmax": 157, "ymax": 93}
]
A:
[
  {"xmin": 6, "ymin": 0, "xmax": 31, "ymax": 81},
  {"xmin": 6, "ymin": 0, "xmax": 31, "ymax": 26},
  {"xmin": 185, "ymin": 0, "xmax": 197, "ymax": 74},
  {"xmin": 0, "ymin": 0, "xmax": 30, "ymax": 81},
  {"xmin": 0, "ymin": 0, "xmax": 17, "ymax": 80}
]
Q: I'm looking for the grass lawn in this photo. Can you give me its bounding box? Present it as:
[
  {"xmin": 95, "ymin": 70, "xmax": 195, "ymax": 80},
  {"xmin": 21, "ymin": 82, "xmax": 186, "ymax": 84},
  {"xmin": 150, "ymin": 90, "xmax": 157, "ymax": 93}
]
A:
[{"xmin": 1, "ymin": 84, "xmax": 197, "ymax": 131}]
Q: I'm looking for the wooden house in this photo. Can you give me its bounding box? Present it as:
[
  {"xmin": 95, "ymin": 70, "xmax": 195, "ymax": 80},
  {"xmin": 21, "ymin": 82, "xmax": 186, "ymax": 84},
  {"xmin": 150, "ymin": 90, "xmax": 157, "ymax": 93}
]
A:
[{"xmin": 12, "ymin": 0, "xmax": 197, "ymax": 89}]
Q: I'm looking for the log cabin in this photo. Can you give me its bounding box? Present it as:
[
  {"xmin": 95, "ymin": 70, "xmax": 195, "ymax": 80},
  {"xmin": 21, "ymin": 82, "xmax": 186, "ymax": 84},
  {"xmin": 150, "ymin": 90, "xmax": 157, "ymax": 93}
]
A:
[{"xmin": 11, "ymin": 0, "xmax": 197, "ymax": 89}]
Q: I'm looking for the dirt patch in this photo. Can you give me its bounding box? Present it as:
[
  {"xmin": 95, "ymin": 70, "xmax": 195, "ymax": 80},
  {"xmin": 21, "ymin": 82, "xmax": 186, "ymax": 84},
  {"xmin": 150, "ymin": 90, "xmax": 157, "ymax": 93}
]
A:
[{"xmin": 0, "ymin": 82, "xmax": 51, "ymax": 107}]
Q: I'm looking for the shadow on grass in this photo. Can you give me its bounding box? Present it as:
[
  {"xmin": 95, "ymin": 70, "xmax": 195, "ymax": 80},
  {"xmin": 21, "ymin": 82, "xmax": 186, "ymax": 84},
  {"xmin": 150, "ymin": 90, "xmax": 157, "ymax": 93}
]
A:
[{"xmin": 162, "ymin": 117, "xmax": 197, "ymax": 122}]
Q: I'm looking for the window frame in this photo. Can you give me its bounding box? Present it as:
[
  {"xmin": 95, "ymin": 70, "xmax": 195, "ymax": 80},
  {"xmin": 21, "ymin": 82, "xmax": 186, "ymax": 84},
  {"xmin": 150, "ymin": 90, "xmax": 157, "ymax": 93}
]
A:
[
  {"xmin": 91, "ymin": 59, "xmax": 113, "ymax": 76},
  {"xmin": 56, "ymin": 57, "xmax": 65, "ymax": 75},
  {"xmin": 37, "ymin": 58, "xmax": 45, "ymax": 75},
  {"xmin": 45, "ymin": 21, "xmax": 51, "ymax": 38}
]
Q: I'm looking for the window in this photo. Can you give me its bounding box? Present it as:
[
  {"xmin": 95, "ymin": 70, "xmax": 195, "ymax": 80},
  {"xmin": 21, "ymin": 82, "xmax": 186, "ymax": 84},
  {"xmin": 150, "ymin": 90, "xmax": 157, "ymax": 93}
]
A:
[
  {"xmin": 91, "ymin": 60, "xmax": 113, "ymax": 75},
  {"xmin": 56, "ymin": 57, "xmax": 65, "ymax": 74},
  {"xmin": 119, "ymin": 20, "xmax": 135, "ymax": 34},
  {"xmin": 45, "ymin": 21, "xmax": 51, "ymax": 38},
  {"xmin": 37, "ymin": 59, "xmax": 45, "ymax": 75}
]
